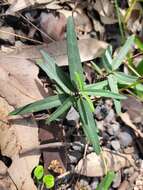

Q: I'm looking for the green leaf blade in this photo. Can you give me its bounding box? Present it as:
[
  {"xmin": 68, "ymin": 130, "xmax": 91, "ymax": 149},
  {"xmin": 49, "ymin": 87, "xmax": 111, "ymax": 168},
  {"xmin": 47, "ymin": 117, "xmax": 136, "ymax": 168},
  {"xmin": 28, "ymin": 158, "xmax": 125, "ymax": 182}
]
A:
[
  {"xmin": 112, "ymin": 35, "xmax": 135, "ymax": 70},
  {"xmin": 107, "ymin": 74, "xmax": 121, "ymax": 114},
  {"xmin": 85, "ymin": 80, "xmax": 108, "ymax": 90},
  {"xmin": 38, "ymin": 51, "xmax": 74, "ymax": 93},
  {"xmin": 114, "ymin": 71, "xmax": 138, "ymax": 84},
  {"xmin": 77, "ymin": 98, "xmax": 101, "ymax": 155},
  {"xmin": 83, "ymin": 89, "xmax": 126, "ymax": 100},
  {"xmin": 46, "ymin": 96, "xmax": 73, "ymax": 124},
  {"xmin": 67, "ymin": 16, "xmax": 84, "ymax": 88},
  {"xmin": 9, "ymin": 94, "xmax": 68, "ymax": 115},
  {"xmin": 101, "ymin": 45, "xmax": 113, "ymax": 72},
  {"xmin": 96, "ymin": 171, "xmax": 115, "ymax": 190}
]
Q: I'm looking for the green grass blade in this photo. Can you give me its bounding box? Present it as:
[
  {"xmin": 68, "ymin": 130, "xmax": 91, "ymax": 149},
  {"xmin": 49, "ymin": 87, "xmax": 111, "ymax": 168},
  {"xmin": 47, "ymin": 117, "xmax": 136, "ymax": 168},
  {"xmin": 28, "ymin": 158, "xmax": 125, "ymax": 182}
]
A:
[
  {"xmin": 9, "ymin": 94, "xmax": 67, "ymax": 115},
  {"xmin": 77, "ymin": 98, "xmax": 101, "ymax": 155},
  {"xmin": 107, "ymin": 74, "xmax": 121, "ymax": 114},
  {"xmin": 46, "ymin": 96, "xmax": 73, "ymax": 124},
  {"xmin": 96, "ymin": 171, "xmax": 115, "ymax": 190},
  {"xmin": 101, "ymin": 46, "xmax": 112, "ymax": 72},
  {"xmin": 112, "ymin": 35, "xmax": 135, "ymax": 70},
  {"xmin": 75, "ymin": 72, "xmax": 84, "ymax": 91},
  {"xmin": 83, "ymin": 89, "xmax": 126, "ymax": 100},
  {"xmin": 85, "ymin": 80, "xmax": 108, "ymax": 90},
  {"xmin": 67, "ymin": 16, "xmax": 84, "ymax": 88},
  {"xmin": 81, "ymin": 92, "xmax": 94, "ymax": 112},
  {"xmin": 37, "ymin": 51, "xmax": 74, "ymax": 93},
  {"xmin": 136, "ymin": 60, "xmax": 143, "ymax": 75},
  {"xmin": 135, "ymin": 36, "xmax": 143, "ymax": 52},
  {"xmin": 114, "ymin": 71, "xmax": 138, "ymax": 84}
]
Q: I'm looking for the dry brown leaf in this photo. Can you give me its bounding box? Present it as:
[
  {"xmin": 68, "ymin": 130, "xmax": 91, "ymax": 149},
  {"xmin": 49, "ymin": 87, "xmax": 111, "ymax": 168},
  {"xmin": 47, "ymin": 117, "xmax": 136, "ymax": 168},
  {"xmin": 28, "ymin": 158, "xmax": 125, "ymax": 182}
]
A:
[
  {"xmin": 75, "ymin": 148, "xmax": 134, "ymax": 177},
  {"xmin": 120, "ymin": 112, "xmax": 143, "ymax": 138},
  {"xmin": 0, "ymin": 97, "xmax": 40, "ymax": 190},
  {"xmin": 6, "ymin": 0, "xmax": 54, "ymax": 14},
  {"xmin": 0, "ymin": 50, "xmax": 46, "ymax": 107},
  {"xmin": 0, "ymin": 39, "xmax": 108, "ymax": 67},
  {"xmin": 0, "ymin": 161, "xmax": 17, "ymax": 190}
]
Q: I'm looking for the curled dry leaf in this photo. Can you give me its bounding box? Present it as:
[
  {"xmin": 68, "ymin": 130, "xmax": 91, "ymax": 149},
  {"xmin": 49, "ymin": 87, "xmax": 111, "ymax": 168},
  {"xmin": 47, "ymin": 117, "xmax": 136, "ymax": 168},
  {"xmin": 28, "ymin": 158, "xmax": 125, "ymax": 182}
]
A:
[{"xmin": 75, "ymin": 148, "xmax": 134, "ymax": 177}]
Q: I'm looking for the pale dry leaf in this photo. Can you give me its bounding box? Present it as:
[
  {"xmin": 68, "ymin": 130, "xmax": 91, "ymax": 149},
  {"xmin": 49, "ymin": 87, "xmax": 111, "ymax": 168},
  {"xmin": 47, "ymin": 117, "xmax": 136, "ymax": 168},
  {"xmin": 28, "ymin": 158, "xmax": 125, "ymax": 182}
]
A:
[
  {"xmin": 6, "ymin": 0, "xmax": 54, "ymax": 14},
  {"xmin": 75, "ymin": 148, "xmax": 134, "ymax": 177},
  {"xmin": 0, "ymin": 97, "xmax": 39, "ymax": 190},
  {"xmin": 0, "ymin": 161, "xmax": 17, "ymax": 190},
  {"xmin": 0, "ymin": 50, "xmax": 47, "ymax": 108},
  {"xmin": 120, "ymin": 112, "xmax": 143, "ymax": 138},
  {"xmin": 0, "ymin": 39, "xmax": 108, "ymax": 67}
]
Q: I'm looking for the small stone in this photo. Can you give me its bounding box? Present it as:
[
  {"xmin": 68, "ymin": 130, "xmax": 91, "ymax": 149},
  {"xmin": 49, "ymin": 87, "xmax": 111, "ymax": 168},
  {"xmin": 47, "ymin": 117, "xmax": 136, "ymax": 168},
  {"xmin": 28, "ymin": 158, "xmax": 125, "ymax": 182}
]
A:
[
  {"xmin": 107, "ymin": 122, "xmax": 120, "ymax": 136},
  {"xmin": 111, "ymin": 140, "xmax": 120, "ymax": 151},
  {"xmin": 68, "ymin": 151, "xmax": 82, "ymax": 164},
  {"xmin": 112, "ymin": 171, "xmax": 121, "ymax": 188},
  {"xmin": 105, "ymin": 99, "xmax": 113, "ymax": 110},
  {"xmin": 66, "ymin": 107, "xmax": 79, "ymax": 123},
  {"xmin": 90, "ymin": 177, "xmax": 99, "ymax": 189},
  {"xmin": 119, "ymin": 132, "xmax": 133, "ymax": 147},
  {"xmin": 104, "ymin": 109, "xmax": 116, "ymax": 123}
]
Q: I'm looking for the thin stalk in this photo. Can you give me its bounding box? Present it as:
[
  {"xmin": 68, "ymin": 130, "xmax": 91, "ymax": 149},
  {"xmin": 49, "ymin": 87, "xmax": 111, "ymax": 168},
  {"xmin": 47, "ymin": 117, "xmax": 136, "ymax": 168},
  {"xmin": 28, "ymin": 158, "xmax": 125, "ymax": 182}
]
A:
[{"xmin": 114, "ymin": 0, "xmax": 125, "ymax": 43}]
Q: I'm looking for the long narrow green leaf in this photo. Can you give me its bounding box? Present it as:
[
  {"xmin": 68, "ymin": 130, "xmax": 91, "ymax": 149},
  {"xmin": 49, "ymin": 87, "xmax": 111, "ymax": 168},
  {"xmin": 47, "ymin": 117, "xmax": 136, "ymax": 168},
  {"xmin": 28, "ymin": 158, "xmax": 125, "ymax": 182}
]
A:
[
  {"xmin": 82, "ymin": 89, "xmax": 126, "ymax": 100},
  {"xmin": 96, "ymin": 171, "xmax": 115, "ymax": 190},
  {"xmin": 85, "ymin": 80, "xmax": 108, "ymax": 90},
  {"xmin": 108, "ymin": 74, "xmax": 121, "ymax": 114},
  {"xmin": 101, "ymin": 46, "xmax": 112, "ymax": 72},
  {"xmin": 77, "ymin": 98, "xmax": 101, "ymax": 155},
  {"xmin": 112, "ymin": 35, "xmax": 135, "ymax": 70},
  {"xmin": 67, "ymin": 16, "xmax": 84, "ymax": 88},
  {"xmin": 9, "ymin": 94, "xmax": 68, "ymax": 115},
  {"xmin": 46, "ymin": 96, "xmax": 73, "ymax": 124},
  {"xmin": 37, "ymin": 51, "xmax": 74, "ymax": 93},
  {"xmin": 114, "ymin": 71, "xmax": 138, "ymax": 84}
]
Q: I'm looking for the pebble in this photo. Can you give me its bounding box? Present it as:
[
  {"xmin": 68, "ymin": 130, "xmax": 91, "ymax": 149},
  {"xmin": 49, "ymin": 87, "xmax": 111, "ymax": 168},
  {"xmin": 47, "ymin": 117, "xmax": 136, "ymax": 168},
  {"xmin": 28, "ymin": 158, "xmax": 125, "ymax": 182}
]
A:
[
  {"xmin": 111, "ymin": 140, "xmax": 121, "ymax": 151},
  {"xmin": 68, "ymin": 151, "xmax": 82, "ymax": 164},
  {"xmin": 104, "ymin": 109, "xmax": 116, "ymax": 123},
  {"xmin": 119, "ymin": 132, "xmax": 133, "ymax": 147},
  {"xmin": 90, "ymin": 177, "xmax": 99, "ymax": 189},
  {"xmin": 66, "ymin": 107, "xmax": 79, "ymax": 124},
  {"xmin": 107, "ymin": 122, "xmax": 120, "ymax": 136},
  {"xmin": 79, "ymin": 178, "xmax": 92, "ymax": 190}
]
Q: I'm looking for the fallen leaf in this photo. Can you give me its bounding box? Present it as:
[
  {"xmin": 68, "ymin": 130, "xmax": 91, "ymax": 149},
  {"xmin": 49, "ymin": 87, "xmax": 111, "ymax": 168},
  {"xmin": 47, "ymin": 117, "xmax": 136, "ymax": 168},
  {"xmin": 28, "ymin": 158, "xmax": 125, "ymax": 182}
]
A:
[
  {"xmin": 120, "ymin": 112, "xmax": 143, "ymax": 138},
  {"xmin": 0, "ymin": 38, "xmax": 108, "ymax": 67},
  {"xmin": 75, "ymin": 148, "xmax": 134, "ymax": 177},
  {"xmin": 0, "ymin": 160, "xmax": 17, "ymax": 190},
  {"xmin": 0, "ymin": 97, "xmax": 40, "ymax": 190},
  {"xmin": 121, "ymin": 96, "xmax": 143, "ymax": 124}
]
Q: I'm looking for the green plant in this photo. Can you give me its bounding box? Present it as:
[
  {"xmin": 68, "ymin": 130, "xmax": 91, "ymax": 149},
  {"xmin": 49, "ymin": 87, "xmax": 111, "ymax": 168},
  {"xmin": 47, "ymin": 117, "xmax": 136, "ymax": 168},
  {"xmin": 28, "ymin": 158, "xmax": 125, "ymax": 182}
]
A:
[
  {"xmin": 34, "ymin": 165, "xmax": 55, "ymax": 189},
  {"xmin": 9, "ymin": 16, "xmax": 126, "ymax": 155},
  {"xmin": 93, "ymin": 35, "xmax": 143, "ymax": 113},
  {"xmin": 43, "ymin": 175, "xmax": 55, "ymax": 189},
  {"xmin": 96, "ymin": 171, "xmax": 115, "ymax": 190}
]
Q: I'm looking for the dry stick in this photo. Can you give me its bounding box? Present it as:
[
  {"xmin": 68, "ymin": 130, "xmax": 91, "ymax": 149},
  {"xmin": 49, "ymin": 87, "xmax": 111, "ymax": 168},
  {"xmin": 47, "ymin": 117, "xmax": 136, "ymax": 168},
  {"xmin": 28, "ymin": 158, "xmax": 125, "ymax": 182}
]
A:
[
  {"xmin": 20, "ymin": 142, "xmax": 70, "ymax": 154},
  {"xmin": 0, "ymin": 29, "xmax": 42, "ymax": 44},
  {"xmin": 18, "ymin": 13, "xmax": 56, "ymax": 42}
]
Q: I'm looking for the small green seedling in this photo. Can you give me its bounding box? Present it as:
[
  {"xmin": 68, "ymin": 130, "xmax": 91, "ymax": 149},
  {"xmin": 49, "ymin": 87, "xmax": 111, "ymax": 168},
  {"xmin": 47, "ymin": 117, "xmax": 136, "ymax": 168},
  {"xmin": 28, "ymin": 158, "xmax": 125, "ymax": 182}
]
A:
[
  {"xmin": 9, "ymin": 16, "xmax": 126, "ymax": 155},
  {"xmin": 96, "ymin": 171, "xmax": 115, "ymax": 190},
  {"xmin": 43, "ymin": 175, "xmax": 55, "ymax": 189},
  {"xmin": 34, "ymin": 165, "xmax": 44, "ymax": 181}
]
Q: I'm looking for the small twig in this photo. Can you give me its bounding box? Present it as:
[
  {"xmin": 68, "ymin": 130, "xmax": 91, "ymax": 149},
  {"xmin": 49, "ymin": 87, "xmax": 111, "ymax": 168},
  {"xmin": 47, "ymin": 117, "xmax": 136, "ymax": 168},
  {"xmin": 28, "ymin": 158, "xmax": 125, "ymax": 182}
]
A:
[{"xmin": 0, "ymin": 29, "xmax": 42, "ymax": 44}]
